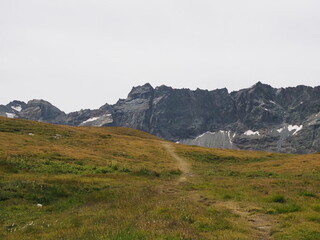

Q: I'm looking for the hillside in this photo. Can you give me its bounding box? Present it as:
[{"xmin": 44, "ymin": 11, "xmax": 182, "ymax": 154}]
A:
[
  {"xmin": 0, "ymin": 117, "xmax": 320, "ymax": 239},
  {"xmin": 1, "ymin": 82, "xmax": 320, "ymax": 154}
]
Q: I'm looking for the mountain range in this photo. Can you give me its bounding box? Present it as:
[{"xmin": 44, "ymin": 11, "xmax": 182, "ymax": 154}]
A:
[{"xmin": 1, "ymin": 82, "xmax": 319, "ymax": 153}]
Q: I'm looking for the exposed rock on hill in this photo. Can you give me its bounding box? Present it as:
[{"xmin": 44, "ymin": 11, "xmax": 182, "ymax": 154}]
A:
[
  {"xmin": 1, "ymin": 82, "xmax": 319, "ymax": 153},
  {"xmin": 19, "ymin": 100, "xmax": 67, "ymax": 124}
]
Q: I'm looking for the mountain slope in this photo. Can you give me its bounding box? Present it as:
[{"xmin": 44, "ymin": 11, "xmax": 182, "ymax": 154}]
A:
[
  {"xmin": 1, "ymin": 117, "xmax": 320, "ymax": 239},
  {"xmin": 1, "ymin": 82, "xmax": 319, "ymax": 153},
  {"xmin": 108, "ymin": 82, "xmax": 320, "ymax": 153}
]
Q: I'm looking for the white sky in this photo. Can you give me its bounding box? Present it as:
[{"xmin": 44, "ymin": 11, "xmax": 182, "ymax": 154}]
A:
[{"xmin": 1, "ymin": 0, "xmax": 319, "ymax": 113}]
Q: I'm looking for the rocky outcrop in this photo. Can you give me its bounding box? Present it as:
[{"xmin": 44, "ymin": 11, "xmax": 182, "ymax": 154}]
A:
[
  {"xmin": 108, "ymin": 82, "xmax": 320, "ymax": 154},
  {"xmin": 0, "ymin": 100, "xmax": 27, "ymax": 118},
  {"xmin": 18, "ymin": 100, "xmax": 67, "ymax": 124},
  {"xmin": 111, "ymin": 83, "xmax": 154, "ymax": 131},
  {"xmin": 1, "ymin": 82, "xmax": 319, "ymax": 153},
  {"xmin": 65, "ymin": 106, "xmax": 113, "ymax": 127}
]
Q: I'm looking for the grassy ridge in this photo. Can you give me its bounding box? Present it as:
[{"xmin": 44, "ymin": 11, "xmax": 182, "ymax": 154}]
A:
[{"xmin": 0, "ymin": 117, "xmax": 320, "ymax": 239}]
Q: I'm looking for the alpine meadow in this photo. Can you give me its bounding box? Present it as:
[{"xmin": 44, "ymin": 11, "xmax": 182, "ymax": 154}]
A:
[
  {"xmin": 2, "ymin": 1, "xmax": 320, "ymax": 239},
  {"xmin": 1, "ymin": 117, "xmax": 320, "ymax": 240}
]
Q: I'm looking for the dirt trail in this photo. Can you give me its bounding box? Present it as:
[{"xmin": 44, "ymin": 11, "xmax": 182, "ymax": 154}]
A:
[
  {"xmin": 162, "ymin": 142, "xmax": 272, "ymax": 239},
  {"xmin": 162, "ymin": 142, "xmax": 191, "ymax": 182},
  {"xmin": 215, "ymin": 201, "xmax": 272, "ymax": 240}
]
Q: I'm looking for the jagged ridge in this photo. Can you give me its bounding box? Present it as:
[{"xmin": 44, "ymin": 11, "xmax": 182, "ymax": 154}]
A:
[{"xmin": 1, "ymin": 82, "xmax": 319, "ymax": 153}]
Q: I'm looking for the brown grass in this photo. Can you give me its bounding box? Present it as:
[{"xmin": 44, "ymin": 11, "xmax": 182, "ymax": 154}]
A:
[{"xmin": 1, "ymin": 117, "xmax": 320, "ymax": 240}]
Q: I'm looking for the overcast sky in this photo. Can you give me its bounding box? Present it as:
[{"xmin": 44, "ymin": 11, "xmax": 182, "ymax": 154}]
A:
[{"xmin": 1, "ymin": 0, "xmax": 319, "ymax": 112}]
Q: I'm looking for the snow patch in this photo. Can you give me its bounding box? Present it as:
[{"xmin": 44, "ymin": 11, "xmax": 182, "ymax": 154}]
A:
[
  {"xmin": 195, "ymin": 131, "xmax": 215, "ymax": 140},
  {"xmin": 288, "ymin": 125, "xmax": 303, "ymax": 135},
  {"xmin": 277, "ymin": 124, "xmax": 303, "ymax": 135},
  {"xmin": 270, "ymin": 100, "xmax": 276, "ymax": 104},
  {"xmin": 277, "ymin": 127, "xmax": 285, "ymax": 133},
  {"xmin": 81, "ymin": 117, "xmax": 100, "ymax": 124},
  {"xmin": 244, "ymin": 130, "xmax": 260, "ymax": 136},
  {"xmin": 6, "ymin": 113, "xmax": 16, "ymax": 118},
  {"xmin": 227, "ymin": 131, "xmax": 233, "ymax": 145},
  {"xmin": 184, "ymin": 130, "xmax": 236, "ymax": 149},
  {"xmin": 11, "ymin": 105, "xmax": 22, "ymax": 112}
]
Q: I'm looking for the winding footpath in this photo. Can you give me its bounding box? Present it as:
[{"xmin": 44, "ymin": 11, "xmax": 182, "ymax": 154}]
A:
[
  {"xmin": 162, "ymin": 142, "xmax": 272, "ymax": 240},
  {"xmin": 162, "ymin": 142, "xmax": 191, "ymax": 183}
]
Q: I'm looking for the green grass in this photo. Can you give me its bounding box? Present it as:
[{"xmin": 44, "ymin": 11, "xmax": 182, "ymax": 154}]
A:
[
  {"xmin": 1, "ymin": 117, "xmax": 320, "ymax": 240},
  {"xmin": 176, "ymin": 145, "xmax": 320, "ymax": 239},
  {"xmin": 269, "ymin": 195, "xmax": 287, "ymax": 203},
  {"xmin": 299, "ymin": 191, "xmax": 317, "ymax": 198}
]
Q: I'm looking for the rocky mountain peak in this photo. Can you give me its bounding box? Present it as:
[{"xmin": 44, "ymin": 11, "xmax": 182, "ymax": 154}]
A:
[
  {"xmin": 18, "ymin": 99, "xmax": 66, "ymax": 124},
  {"xmin": 99, "ymin": 103, "xmax": 113, "ymax": 112},
  {"xmin": 7, "ymin": 100, "xmax": 26, "ymax": 106},
  {"xmin": 1, "ymin": 83, "xmax": 319, "ymax": 153},
  {"xmin": 248, "ymin": 81, "xmax": 273, "ymax": 96},
  {"xmin": 6, "ymin": 100, "xmax": 27, "ymax": 113},
  {"xmin": 27, "ymin": 99, "xmax": 52, "ymax": 106},
  {"xmin": 252, "ymin": 81, "xmax": 269, "ymax": 88},
  {"xmin": 127, "ymin": 83, "xmax": 154, "ymax": 100}
]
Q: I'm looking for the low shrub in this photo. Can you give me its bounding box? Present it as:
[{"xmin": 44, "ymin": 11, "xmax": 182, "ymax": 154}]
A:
[
  {"xmin": 299, "ymin": 191, "xmax": 317, "ymax": 198},
  {"xmin": 270, "ymin": 195, "xmax": 287, "ymax": 203},
  {"xmin": 274, "ymin": 204, "xmax": 301, "ymax": 214},
  {"xmin": 134, "ymin": 167, "xmax": 160, "ymax": 177}
]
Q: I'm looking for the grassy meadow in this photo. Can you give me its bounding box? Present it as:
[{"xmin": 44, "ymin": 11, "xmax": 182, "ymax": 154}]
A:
[{"xmin": 0, "ymin": 117, "xmax": 319, "ymax": 239}]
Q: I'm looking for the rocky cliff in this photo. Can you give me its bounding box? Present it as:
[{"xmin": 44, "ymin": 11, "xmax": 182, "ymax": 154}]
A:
[{"xmin": 1, "ymin": 82, "xmax": 319, "ymax": 153}]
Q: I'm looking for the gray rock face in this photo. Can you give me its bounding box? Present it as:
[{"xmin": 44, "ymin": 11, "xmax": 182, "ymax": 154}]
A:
[
  {"xmin": 0, "ymin": 100, "xmax": 27, "ymax": 118},
  {"xmin": 1, "ymin": 82, "xmax": 319, "ymax": 153},
  {"xmin": 66, "ymin": 110, "xmax": 112, "ymax": 127},
  {"xmin": 19, "ymin": 100, "xmax": 67, "ymax": 124},
  {"xmin": 109, "ymin": 84, "xmax": 237, "ymax": 140},
  {"xmin": 7, "ymin": 100, "xmax": 27, "ymax": 113},
  {"xmin": 180, "ymin": 131, "xmax": 236, "ymax": 149},
  {"xmin": 0, "ymin": 99, "xmax": 66, "ymax": 124},
  {"xmin": 65, "ymin": 103, "xmax": 113, "ymax": 127},
  {"xmin": 147, "ymin": 86, "xmax": 237, "ymax": 140},
  {"xmin": 108, "ymin": 82, "xmax": 320, "ymax": 153},
  {"xmin": 111, "ymin": 83, "xmax": 154, "ymax": 131}
]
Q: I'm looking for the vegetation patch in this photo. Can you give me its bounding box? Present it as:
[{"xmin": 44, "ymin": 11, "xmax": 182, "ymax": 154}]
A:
[
  {"xmin": 194, "ymin": 218, "xmax": 232, "ymax": 232},
  {"xmin": 0, "ymin": 157, "xmax": 129, "ymax": 175},
  {"xmin": 273, "ymin": 204, "xmax": 301, "ymax": 214},
  {"xmin": 299, "ymin": 191, "xmax": 317, "ymax": 198},
  {"xmin": 275, "ymin": 229, "xmax": 320, "ymax": 240},
  {"xmin": 311, "ymin": 204, "xmax": 320, "ymax": 212},
  {"xmin": 307, "ymin": 216, "xmax": 320, "ymax": 223},
  {"xmin": 269, "ymin": 194, "xmax": 287, "ymax": 203},
  {"xmin": 181, "ymin": 152, "xmax": 238, "ymax": 163},
  {"xmin": 246, "ymin": 171, "xmax": 278, "ymax": 178},
  {"xmin": 1, "ymin": 117, "xmax": 320, "ymax": 240},
  {"xmin": 133, "ymin": 167, "xmax": 160, "ymax": 177}
]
